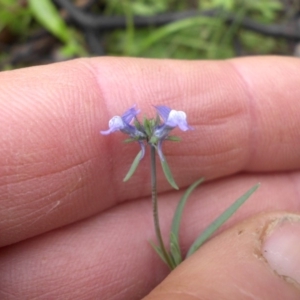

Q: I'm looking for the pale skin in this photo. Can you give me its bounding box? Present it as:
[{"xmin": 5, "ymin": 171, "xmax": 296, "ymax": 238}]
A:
[{"xmin": 1, "ymin": 56, "xmax": 300, "ymax": 299}]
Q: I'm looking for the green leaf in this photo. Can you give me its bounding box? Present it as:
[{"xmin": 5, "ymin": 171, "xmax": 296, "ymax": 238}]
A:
[
  {"xmin": 149, "ymin": 241, "xmax": 167, "ymax": 265},
  {"xmin": 123, "ymin": 138, "xmax": 136, "ymax": 143},
  {"xmin": 123, "ymin": 151, "xmax": 143, "ymax": 182},
  {"xmin": 160, "ymin": 155, "xmax": 179, "ymax": 190},
  {"xmin": 170, "ymin": 177, "xmax": 204, "ymax": 261},
  {"xmin": 149, "ymin": 135, "xmax": 159, "ymax": 145},
  {"xmin": 166, "ymin": 136, "xmax": 181, "ymax": 142},
  {"xmin": 169, "ymin": 232, "xmax": 182, "ymax": 266},
  {"xmin": 186, "ymin": 183, "xmax": 260, "ymax": 258},
  {"xmin": 149, "ymin": 240, "xmax": 176, "ymax": 269},
  {"xmin": 143, "ymin": 118, "xmax": 152, "ymax": 137},
  {"xmin": 29, "ymin": 0, "xmax": 69, "ymax": 43},
  {"xmin": 134, "ymin": 119, "xmax": 143, "ymax": 132},
  {"xmin": 134, "ymin": 17, "xmax": 216, "ymax": 56}
]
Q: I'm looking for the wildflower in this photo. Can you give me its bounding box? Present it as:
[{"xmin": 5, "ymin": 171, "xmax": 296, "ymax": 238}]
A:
[
  {"xmin": 151, "ymin": 106, "xmax": 193, "ymax": 161},
  {"xmin": 100, "ymin": 105, "xmax": 192, "ymax": 163},
  {"xmin": 100, "ymin": 105, "xmax": 144, "ymax": 137},
  {"xmin": 100, "ymin": 104, "xmax": 258, "ymax": 270},
  {"xmin": 100, "ymin": 105, "xmax": 146, "ymax": 158}
]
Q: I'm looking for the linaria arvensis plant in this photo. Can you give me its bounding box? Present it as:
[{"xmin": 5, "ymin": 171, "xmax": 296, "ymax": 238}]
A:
[{"xmin": 101, "ymin": 105, "xmax": 259, "ymax": 270}]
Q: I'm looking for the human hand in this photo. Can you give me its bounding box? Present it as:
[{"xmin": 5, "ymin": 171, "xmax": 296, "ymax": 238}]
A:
[{"xmin": 1, "ymin": 57, "xmax": 300, "ymax": 299}]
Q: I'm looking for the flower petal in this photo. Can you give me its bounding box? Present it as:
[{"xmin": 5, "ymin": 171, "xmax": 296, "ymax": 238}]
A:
[
  {"xmin": 100, "ymin": 128, "xmax": 114, "ymax": 135},
  {"xmin": 166, "ymin": 110, "xmax": 192, "ymax": 131},
  {"xmin": 122, "ymin": 105, "xmax": 140, "ymax": 124},
  {"xmin": 100, "ymin": 116, "xmax": 125, "ymax": 135},
  {"xmin": 109, "ymin": 116, "xmax": 125, "ymax": 130},
  {"xmin": 154, "ymin": 105, "xmax": 171, "ymax": 122}
]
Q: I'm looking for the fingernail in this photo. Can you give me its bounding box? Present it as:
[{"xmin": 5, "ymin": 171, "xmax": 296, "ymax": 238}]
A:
[{"xmin": 263, "ymin": 215, "xmax": 300, "ymax": 284}]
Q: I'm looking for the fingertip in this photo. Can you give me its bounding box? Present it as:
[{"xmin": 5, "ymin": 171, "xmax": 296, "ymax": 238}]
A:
[{"xmin": 144, "ymin": 212, "xmax": 300, "ymax": 300}]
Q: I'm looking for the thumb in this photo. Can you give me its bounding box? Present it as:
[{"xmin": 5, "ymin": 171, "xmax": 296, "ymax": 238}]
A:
[{"xmin": 144, "ymin": 212, "xmax": 300, "ymax": 300}]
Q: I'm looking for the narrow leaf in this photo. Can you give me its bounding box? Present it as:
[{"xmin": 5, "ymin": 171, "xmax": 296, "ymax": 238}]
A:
[
  {"xmin": 143, "ymin": 118, "xmax": 151, "ymax": 137},
  {"xmin": 134, "ymin": 119, "xmax": 143, "ymax": 132},
  {"xmin": 160, "ymin": 155, "xmax": 179, "ymax": 190},
  {"xmin": 186, "ymin": 183, "xmax": 260, "ymax": 258},
  {"xmin": 149, "ymin": 118, "xmax": 156, "ymax": 127},
  {"xmin": 29, "ymin": 0, "xmax": 69, "ymax": 43},
  {"xmin": 166, "ymin": 136, "xmax": 181, "ymax": 142},
  {"xmin": 149, "ymin": 241, "xmax": 167, "ymax": 264},
  {"xmin": 149, "ymin": 240, "xmax": 176, "ymax": 269},
  {"xmin": 123, "ymin": 138, "xmax": 136, "ymax": 143},
  {"xmin": 123, "ymin": 151, "xmax": 142, "ymax": 182},
  {"xmin": 170, "ymin": 177, "xmax": 204, "ymax": 259},
  {"xmin": 170, "ymin": 232, "xmax": 182, "ymax": 266}
]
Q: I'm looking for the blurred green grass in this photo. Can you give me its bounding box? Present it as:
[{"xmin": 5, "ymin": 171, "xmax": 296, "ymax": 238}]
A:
[
  {"xmin": 106, "ymin": 0, "xmax": 285, "ymax": 58},
  {"xmin": 0, "ymin": 0, "xmax": 292, "ymax": 69}
]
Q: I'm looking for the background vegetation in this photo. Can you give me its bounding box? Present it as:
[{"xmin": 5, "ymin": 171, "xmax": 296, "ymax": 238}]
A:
[{"xmin": 0, "ymin": 0, "xmax": 299, "ymax": 69}]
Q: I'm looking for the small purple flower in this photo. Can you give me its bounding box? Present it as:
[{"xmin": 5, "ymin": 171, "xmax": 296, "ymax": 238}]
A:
[
  {"xmin": 154, "ymin": 106, "xmax": 193, "ymax": 133},
  {"xmin": 100, "ymin": 115, "xmax": 127, "ymax": 135},
  {"xmin": 101, "ymin": 105, "xmax": 192, "ymax": 163},
  {"xmin": 152, "ymin": 106, "xmax": 193, "ymax": 161},
  {"xmin": 153, "ymin": 106, "xmax": 192, "ymax": 140},
  {"xmin": 101, "ymin": 105, "xmax": 144, "ymax": 138},
  {"xmin": 101, "ymin": 104, "xmax": 193, "ymax": 189},
  {"xmin": 100, "ymin": 105, "xmax": 146, "ymax": 159}
]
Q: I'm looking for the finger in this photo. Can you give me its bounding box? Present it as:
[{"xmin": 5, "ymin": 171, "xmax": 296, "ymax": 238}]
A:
[
  {"xmin": 145, "ymin": 212, "xmax": 300, "ymax": 300},
  {"xmin": 1, "ymin": 57, "xmax": 300, "ymax": 246},
  {"xmin": 1, "ymin": 173, "xmax": 300, "ymax": 299}
]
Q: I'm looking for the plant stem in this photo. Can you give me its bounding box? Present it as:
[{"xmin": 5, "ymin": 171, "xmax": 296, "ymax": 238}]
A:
[{"xmin": 150, "ymin": 145, "xmax": 174, "ymax": 269}]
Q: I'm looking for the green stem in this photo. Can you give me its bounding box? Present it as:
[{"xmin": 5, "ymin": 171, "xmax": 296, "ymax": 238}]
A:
[{"xmin": 150, "ymin": 145, "xmax": 174, "ymax": 269}]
